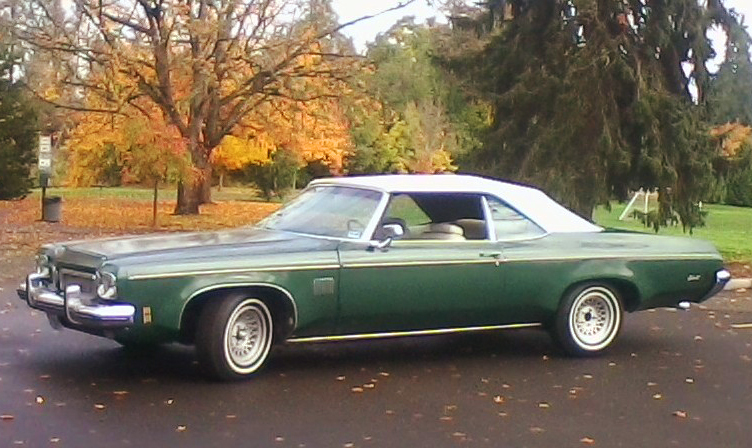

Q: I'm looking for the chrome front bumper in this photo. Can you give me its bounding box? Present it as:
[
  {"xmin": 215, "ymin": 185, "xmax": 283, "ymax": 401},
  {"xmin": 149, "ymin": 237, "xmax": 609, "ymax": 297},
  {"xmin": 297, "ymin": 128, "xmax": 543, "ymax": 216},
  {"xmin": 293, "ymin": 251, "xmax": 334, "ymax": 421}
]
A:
[{"xmin": 17, "ymin": 273, "xmax": 135, "ymax": 328}]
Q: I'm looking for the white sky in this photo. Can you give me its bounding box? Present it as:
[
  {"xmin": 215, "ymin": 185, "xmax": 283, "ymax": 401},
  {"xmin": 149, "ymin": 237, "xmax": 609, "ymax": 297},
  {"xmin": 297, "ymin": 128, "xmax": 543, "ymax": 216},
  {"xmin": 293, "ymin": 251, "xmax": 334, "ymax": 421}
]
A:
[
  {"xmin": 334, "ymin": 0, "xmax": 752, "ymax": 66},
  {"xmin": 331, "ymin": 0, "xmax": 444, "ymax": 52}
]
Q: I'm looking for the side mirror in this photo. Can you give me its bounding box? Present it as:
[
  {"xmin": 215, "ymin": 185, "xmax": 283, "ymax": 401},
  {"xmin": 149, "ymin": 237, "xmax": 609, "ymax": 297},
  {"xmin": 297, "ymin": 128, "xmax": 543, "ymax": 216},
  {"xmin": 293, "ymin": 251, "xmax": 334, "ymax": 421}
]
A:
[
  {"xmin": 368, "ymin": 223, "xmax": 405, "ymax": 251},
  {"xmin": 382, "ymin": 223, "xmax": 405, "ymax": 239}
]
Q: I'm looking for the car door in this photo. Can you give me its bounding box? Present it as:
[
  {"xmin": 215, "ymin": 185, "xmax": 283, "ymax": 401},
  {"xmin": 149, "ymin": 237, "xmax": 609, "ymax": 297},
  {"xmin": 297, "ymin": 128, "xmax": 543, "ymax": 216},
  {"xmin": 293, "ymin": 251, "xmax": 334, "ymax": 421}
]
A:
[
  {"xmin": 336, "ymin": 192, "xmax": 510, "ymax": 335},
  {"xmin": 485, "ymin": 195, "xmax": 555, "ymax": 324}
]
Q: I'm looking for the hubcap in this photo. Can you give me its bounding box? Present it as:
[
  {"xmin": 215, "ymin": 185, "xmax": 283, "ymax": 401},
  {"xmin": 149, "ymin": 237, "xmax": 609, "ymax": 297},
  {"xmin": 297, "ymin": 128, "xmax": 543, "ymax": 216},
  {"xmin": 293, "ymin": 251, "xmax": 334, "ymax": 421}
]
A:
[
  {"xmin": 569, "ymin": 288, "xmax": 619, "ymax": 350},
  {"xmin": 224, "ymin": 300, "xmax": 270, "ymax": 373}
]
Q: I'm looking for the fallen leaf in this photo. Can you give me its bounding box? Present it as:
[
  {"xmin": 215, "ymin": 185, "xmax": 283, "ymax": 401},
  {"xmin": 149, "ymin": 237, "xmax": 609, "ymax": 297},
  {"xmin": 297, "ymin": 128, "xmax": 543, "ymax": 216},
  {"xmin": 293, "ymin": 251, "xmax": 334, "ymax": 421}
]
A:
[
  {"xmin": 493, "ymin": 395, "xmax": 504, "ymax": 404},
  {"xmin": 538, "ymin": 402, "xmax": 550, "ymax": 409},
  {"xmin": 112, "ymin": 391, "xmax": 129, "ymax": 396},
  {"xmin": 440, "ymin": 416, "xmax": 453, "ymax": 422},
  {"xmin": 652, "ymin": 393, "xmax": 663, "ymax": 400},
  {"xmin": 1, "ymin": 414, "xmax": 14, "ymax": 421},
  {"xmin": 378, "ymin": 372, "xmax": 390, "ymax": 377},
  {"xmin": 336, "ymin": 376, "xmax": 345, "ymax": 381},
  {"xmin": 35, "ymin": 396, "xmax": 44, "ymax": 404},
  {"xmin": 50, "ymin": 438, "xmax": 60, "ymax": 443},
  {"xmin": 176, "ymin": 425, "xmax": 187, "ymax": 432},
  {"xmin": 226, "ymin": 414, "xmax": 236, "ymax": 419},
  {"xmin": 647, "ymin": 382, "xmax": 658, "ymax": 387},
  {"xmin": 530, "ymin": 426, "xmax": 545, "ymax": 433},
  {"xmin": 580, "ymin": 437, "xmax": 595, "ymax": 445},
  {"xmin": 94, "ymin": 403, "xmax": 106, "ymax": 410},
  {"xmin": 343, "ymin": 443, "xmax": 354, "ymax": 448},
  {"xmin": 363, "ymin": 383, "xmax": 375, "ymax": 389},
  {"xmin": 685, "ymin": 378, "xmax": 694, "ymax": 384},
  {"xmin": 452, "ymin": 432, "xmax": 467, "ymax": 438},
  {"xmin": 673, "ymin": 410, "xmax": 688, "ymax": 418},
  {"xmin": 583, "ymin": 374, "xmax": 593, "ymax": 379},
  {"xmin": 274, "ymin": 436, "xmax": 284, "ymax": 442},
  {"xmin": 351, "ymin": 387, "xmax": 363, "ymax": 393}
]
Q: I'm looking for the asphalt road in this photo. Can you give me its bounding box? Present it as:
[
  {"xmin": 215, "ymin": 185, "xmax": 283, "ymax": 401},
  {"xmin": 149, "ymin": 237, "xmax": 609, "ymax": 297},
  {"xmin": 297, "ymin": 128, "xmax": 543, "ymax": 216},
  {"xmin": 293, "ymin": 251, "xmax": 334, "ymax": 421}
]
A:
[{"xmin": 1, "ymin": 280, "xmax": 751, "ymax": 448}]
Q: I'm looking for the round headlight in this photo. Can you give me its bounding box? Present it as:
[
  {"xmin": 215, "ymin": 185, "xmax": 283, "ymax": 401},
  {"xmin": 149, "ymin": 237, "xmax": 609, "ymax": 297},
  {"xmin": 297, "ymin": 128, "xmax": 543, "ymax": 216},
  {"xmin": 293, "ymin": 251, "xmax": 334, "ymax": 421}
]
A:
[
  {"xmin": 96, "ymin": 271, "xmax": 118, "ymax": 300},
  {"xmin": 35, "ymin": 254, "xmax": 51, "ymax": 277}
]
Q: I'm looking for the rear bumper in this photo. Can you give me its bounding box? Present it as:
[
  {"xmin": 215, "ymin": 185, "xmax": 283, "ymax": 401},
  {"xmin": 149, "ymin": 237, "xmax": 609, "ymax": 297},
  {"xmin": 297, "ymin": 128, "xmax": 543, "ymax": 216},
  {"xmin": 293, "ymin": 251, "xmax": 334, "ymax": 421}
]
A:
[
  {"xmin": 702, "ymin": 269, "xmax": 731, "ymax": 301},
  {"xmin": 17, "ymin": 273, "xmax": 135, "ymax": 328}
]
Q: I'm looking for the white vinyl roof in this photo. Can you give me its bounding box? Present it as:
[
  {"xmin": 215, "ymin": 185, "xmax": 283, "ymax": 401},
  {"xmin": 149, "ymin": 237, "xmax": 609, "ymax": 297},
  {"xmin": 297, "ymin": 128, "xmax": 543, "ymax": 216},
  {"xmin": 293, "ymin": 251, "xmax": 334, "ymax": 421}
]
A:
[{"xmin": 310, "ymin": 174, "xmax": 603, "ymax": 234}]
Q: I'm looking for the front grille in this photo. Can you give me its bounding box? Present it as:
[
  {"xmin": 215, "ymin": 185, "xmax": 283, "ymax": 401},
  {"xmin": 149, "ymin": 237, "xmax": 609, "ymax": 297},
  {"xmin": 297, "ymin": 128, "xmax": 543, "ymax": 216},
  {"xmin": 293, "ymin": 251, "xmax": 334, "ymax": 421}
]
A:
[{"xmin": 58, "ymin": 269, "xmax": 97, "ymax": 299}]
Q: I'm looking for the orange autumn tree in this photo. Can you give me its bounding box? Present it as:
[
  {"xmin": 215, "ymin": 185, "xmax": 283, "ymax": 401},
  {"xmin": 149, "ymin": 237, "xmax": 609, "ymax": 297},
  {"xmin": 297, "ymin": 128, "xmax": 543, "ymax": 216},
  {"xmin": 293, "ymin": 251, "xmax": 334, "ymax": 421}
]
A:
[{"xmin": 14, "ymin": 0, "xmax": 408, "ymax": 214}]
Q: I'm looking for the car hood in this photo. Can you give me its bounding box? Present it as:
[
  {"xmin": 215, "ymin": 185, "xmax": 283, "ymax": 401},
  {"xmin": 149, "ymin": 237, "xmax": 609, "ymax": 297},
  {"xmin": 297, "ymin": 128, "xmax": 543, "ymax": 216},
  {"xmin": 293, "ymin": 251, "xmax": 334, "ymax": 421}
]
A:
[{"xmin": 45, "ymin": 227, "xmax": 340, "ymax": 271}]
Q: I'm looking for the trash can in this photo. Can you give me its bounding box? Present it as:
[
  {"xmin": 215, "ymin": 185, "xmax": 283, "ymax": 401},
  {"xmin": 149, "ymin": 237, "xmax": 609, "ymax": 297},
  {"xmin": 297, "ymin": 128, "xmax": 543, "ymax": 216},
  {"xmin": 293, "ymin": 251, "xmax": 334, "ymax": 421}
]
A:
[{"xmin": 43, "ymin": 196, "xmax": 62, "ymax": 222}]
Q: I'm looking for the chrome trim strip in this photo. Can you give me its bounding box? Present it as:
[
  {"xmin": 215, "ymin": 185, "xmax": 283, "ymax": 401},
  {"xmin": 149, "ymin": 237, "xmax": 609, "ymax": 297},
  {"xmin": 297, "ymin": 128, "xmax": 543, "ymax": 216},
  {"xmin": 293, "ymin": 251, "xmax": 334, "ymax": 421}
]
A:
[
  {"xmin": 341, "ymin": 253, "xmax": 719, "ymax": 269},
  {"xmin": 481, "ymin": 196, "xmax": 496, "ymax": 241},
  {"xmin": 58, "ymin": 268, "xmax": 96, "ymax": 280},
  {"xmin": 130, "ymin": 253, "xmax": 720, "ymax": 280},
  {"xmin": 503, "ymin": 254, "xmax": 722, "ymax": 262},
  {"xmin": 182, "ymin": 282, "xmax": 299, "ymax": 333},
  {"xmin": 362, "ymin": 191, "xmax": 391, "ymax": 241},
  {"xmin": 343, "ymin": 259, "xmax": 499, "ymax": 269},
  {"xmin": 287, "ymin": 322, "xmax": 542, "ymax": 343},
  {"xmin": 128, "ymin": 264, "xmax": 340, "ymax": 281}
]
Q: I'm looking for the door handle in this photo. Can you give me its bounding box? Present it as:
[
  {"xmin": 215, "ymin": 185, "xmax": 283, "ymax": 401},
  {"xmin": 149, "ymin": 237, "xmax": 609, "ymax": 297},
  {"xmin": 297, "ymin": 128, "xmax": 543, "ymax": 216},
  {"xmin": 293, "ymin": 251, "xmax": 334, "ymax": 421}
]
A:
[
  {"xmin": 479, "ymin": 252, "xmax": 504, "ymax": 266},
  {"xmin": 479, "ymin": 252, "xmax": 502, "ymax": 258}
]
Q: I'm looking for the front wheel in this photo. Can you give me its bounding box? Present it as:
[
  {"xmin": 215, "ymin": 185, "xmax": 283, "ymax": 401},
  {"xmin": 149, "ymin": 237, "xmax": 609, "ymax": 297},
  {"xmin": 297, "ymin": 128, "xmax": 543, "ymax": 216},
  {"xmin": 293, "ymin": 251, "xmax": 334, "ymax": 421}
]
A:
[
  {"xmin": 553, "ymin": 284, "xmax": 622, "ymax": 357},
  {"xmin": 196, "ymin": 295, "xmax": 274, "ymax": 381}
]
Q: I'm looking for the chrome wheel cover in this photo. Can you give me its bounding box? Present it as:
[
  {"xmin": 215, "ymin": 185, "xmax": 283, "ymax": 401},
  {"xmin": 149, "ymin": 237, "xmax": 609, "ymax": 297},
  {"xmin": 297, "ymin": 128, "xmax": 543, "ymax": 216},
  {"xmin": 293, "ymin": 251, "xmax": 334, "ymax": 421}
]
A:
[
  {"xmin": 223, "ymin": 299, "xmax": 272, "ymax": 374},
  {"xmin": 568, "ymin": 287, "xmax": 620, "ymax": 351}
]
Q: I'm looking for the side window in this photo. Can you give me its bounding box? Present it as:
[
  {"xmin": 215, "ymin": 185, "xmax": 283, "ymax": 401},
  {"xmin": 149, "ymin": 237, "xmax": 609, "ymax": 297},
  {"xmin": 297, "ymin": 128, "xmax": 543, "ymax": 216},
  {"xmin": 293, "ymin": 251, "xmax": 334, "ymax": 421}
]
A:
[
  {"xmin": 486, "ymin": 196, "xmax": 545, "ymax": 240},
  {"xmin": 383, "ymin": 194, "xmax": 430, "ymax": 227},
  {"xmin": 375, "ymin": 193, "xmax": 489, "ymax": 241}
]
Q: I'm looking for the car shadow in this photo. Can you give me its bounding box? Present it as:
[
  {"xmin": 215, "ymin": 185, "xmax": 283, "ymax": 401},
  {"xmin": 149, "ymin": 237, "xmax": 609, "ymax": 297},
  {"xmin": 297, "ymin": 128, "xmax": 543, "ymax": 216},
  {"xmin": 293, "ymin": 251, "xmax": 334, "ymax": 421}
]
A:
[{"xmin": 23, "ymin": 326, "xmax": 661, "ymax": 386}]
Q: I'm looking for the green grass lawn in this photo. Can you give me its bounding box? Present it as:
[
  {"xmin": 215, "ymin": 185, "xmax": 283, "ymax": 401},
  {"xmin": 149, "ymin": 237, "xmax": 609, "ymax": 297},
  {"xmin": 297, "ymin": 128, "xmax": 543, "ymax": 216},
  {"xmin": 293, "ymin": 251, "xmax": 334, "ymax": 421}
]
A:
[
  {"xmin": 594, "ymin": 202, "xmax": 752, "ymax": 263},
  {"xmin": 30, "ymin": 186, "xmax": 267, "ymax": 202}
]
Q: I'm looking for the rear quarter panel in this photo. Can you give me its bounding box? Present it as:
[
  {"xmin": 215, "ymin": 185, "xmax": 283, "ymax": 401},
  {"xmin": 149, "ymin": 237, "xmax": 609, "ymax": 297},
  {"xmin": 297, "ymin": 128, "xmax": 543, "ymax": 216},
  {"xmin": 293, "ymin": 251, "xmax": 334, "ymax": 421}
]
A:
[{"xmin": 500, "ymin": 232, "xmax": 723, "ymax": 320}]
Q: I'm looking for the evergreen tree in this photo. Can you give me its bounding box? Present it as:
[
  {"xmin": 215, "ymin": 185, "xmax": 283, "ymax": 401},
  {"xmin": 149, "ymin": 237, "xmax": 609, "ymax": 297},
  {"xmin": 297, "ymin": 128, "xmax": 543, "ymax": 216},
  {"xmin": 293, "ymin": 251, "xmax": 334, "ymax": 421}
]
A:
[
  {"xmin": 457, "ymin": 0, "xmax": 735, "ymax": 228},
  {"xmin": 0, "ymin": 49, "xmax": 38, "ymax": 200}
]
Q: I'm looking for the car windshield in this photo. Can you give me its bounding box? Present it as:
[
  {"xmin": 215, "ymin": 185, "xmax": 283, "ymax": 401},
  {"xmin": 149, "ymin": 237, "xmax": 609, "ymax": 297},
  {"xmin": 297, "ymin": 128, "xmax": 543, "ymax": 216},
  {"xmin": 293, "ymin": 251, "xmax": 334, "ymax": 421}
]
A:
[{"xmin": 258, "ymin": 186, "xmax": 383, "ymax": 239}]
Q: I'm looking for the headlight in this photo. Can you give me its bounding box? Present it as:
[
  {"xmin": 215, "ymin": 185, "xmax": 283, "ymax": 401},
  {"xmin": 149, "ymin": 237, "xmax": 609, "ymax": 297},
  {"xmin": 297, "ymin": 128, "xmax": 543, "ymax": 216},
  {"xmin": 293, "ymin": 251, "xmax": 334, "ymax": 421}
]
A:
[
  {"xmin": 96, "ymin": 271, "xmax": 118, "ymax": 300},
  {"xmin": 35, "ymin": 254, "xmax": 51, "ymax": 277}
]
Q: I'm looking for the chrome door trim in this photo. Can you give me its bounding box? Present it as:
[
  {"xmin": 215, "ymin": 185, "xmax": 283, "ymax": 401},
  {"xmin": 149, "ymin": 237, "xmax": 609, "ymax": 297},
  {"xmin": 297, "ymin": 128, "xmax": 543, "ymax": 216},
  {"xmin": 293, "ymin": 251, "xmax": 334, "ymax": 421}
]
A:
[{"xmin": 287, "ymin": 322, "xmax": 542, "ymax": 343}]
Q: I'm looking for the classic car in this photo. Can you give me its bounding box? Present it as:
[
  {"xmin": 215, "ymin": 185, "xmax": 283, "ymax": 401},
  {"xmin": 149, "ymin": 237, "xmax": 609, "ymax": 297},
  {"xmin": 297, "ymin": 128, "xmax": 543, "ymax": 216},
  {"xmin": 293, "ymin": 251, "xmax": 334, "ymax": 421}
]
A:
[{"xmin": 18, "ymin": 174, "xmax": 730, "ymax": 380}]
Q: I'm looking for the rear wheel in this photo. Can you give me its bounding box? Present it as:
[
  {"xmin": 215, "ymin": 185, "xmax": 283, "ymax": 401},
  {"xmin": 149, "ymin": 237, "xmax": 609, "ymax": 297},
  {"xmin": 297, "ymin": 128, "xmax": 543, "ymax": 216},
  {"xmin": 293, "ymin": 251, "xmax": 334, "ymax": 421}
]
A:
[
  {"xmin": 554, "ymin": 284, "xmax": 622, "ymax": 356},
  {"xmin": 196, "ymin": 295, "xmax": 274, "ymax": 381}
]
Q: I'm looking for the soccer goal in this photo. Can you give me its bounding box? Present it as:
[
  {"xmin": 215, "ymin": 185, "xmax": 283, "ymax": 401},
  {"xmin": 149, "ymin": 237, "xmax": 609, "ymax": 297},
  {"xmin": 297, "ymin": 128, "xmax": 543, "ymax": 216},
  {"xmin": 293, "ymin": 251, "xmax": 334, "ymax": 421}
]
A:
[{"xmin": 618, "ymin": 189, "xmax": 659, "ymax": 221}]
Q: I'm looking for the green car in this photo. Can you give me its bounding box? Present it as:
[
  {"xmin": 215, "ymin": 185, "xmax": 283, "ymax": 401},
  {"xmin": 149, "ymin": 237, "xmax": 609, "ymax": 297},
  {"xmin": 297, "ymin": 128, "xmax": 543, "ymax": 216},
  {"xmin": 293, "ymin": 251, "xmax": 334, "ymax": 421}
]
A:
[{"xmin": 18, "ymin": 175, "xmax": 729, "ymax": 380}]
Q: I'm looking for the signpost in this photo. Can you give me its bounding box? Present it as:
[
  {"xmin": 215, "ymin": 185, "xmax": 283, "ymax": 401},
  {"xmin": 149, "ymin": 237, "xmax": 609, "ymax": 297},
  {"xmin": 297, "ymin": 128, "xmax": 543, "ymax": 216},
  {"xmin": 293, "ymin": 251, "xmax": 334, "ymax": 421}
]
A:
[{"xmin": 38, "ymin": 135, "xmax": 53, "ymax": 220}]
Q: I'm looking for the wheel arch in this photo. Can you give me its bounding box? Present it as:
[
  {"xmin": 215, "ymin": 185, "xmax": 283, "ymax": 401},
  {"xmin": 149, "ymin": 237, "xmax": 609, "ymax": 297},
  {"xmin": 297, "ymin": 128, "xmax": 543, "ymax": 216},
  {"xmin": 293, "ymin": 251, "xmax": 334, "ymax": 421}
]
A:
[
  {"xmin": 179, "ymin": 283, "xmax": 298, "ymax": 344},
  {"xmin": 560, "ymin": 277, "xmax": 641, "ymax": 313}
]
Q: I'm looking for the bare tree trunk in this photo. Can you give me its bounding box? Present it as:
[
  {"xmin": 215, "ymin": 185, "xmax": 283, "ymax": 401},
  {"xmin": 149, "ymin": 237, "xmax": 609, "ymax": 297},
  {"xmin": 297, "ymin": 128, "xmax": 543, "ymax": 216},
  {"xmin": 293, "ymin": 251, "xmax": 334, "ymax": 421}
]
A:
[
  {"xmin": 218, "ymin": 172, "xmax": 224, "ymax": 192},
  {"xmin": 174, "ymin": 140, "xmax": 208, "ymax": 215}
]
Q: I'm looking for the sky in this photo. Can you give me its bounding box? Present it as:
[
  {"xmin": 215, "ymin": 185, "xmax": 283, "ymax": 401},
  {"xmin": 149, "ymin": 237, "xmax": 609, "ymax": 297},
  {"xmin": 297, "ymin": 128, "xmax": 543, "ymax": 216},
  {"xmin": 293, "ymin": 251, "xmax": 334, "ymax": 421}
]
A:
[{"xmin": 333, "ymin": 0, "xmax": 752, "ymax": 65}]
